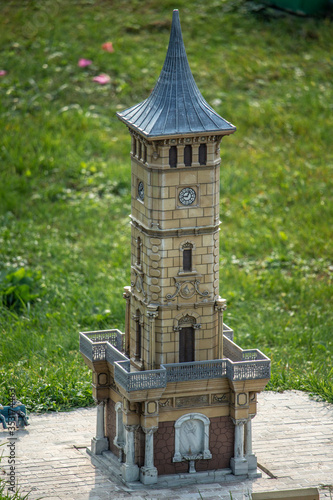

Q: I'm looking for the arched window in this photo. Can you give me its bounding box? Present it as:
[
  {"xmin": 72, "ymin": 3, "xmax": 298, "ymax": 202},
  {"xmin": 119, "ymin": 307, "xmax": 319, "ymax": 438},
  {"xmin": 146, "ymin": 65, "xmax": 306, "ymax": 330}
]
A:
[
  {"xmin": 183, "ymin": 248, "xmax": 192, "ymax": 272},
  {"xmin": 199, "ymin": 143, "xmax": 207, "ymax": 165},
  {"xmin": 169, "ymin": 146, "xmax": 177, "ymax": 168},
  {"xmin": 184, "ymin": 145, "xmax": 192, "ymax": 166},
  {"xmin": 182, "ymin": 242, "xmax": 193, "ymax": 272}
]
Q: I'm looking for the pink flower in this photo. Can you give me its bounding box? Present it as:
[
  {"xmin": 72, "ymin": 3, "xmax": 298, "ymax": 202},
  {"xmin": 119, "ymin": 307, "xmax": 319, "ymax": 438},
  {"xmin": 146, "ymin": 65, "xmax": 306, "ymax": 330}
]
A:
[
  {"xmin": 93, "ymin": 74, "xmax": 111, "ymax": 85},
  {"xmin": 78, "ymin": 58, "xmax": 92, "ymax": 67},
  {"xmin": 102, "ymin": 42, "xmax": 114, "ymax": 53},
  {"xmin": 0, "ymin": 70, "xmax": 7, "ymax": 76}
]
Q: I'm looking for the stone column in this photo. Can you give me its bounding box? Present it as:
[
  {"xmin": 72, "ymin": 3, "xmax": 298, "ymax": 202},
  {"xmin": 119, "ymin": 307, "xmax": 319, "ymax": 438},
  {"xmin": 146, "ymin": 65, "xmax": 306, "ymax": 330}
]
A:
[
  {"xmin": 244, "ymin": 415, "xmax": 257, "ymax": 470},
  {"xmin": 147, "ymin": 306, "xmax": 158, "ymax": 370},
  {"xmin": 91, "ymin": 401, "xmax": 109, "ymax": 455},
  {"xmin": 230, "ymin": 418, "xmax": 248, "ymax": 476},
  {"xmin": 215, "ymin": 299, "xmax": 227, "ymax": 359},
  {"xmin": 177, "ymin": 143, "xmax": 185, "ymax": 168},
  {"xmin": 192, "ymin": 143, "xmax": 200, "ymax": 167},
  {"xmin": 121, "ymin": 424, "xmax": 139, "ymax": 482},
  {"xmin": 140, "ymin": 426, "xmax": 158, "ymax": 485},
  {"xmin": 123, "ymin": 286, "xmax": 131, "ymax": 356}
]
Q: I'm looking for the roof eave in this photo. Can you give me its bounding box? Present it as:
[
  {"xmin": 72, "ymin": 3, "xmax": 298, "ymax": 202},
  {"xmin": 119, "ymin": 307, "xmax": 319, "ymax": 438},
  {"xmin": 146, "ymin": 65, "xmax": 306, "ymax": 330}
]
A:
[{"xmin": 117, "ymin": 113, "xmax": 236, "ymax": 141}]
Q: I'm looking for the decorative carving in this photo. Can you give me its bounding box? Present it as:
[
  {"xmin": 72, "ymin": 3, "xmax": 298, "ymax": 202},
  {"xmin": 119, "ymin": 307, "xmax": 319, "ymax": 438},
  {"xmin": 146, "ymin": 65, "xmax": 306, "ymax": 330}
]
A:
[
  {"xmin": 212, "ymin": 393, "xmax": 229, "ymax": 404},
  {"xmin": 131, "ymin": 267, "xmax": 146, "ymax": 298},
  {"xmin": 179, "ymin": 314, "xmax": 195, "ymax": 325},
  {"xmin": 181, "ymin": 241, "xmax": 194, "ymax": 250},
  {"xmin": 175, "ymin": 395, "xmax": 209, "ymax": 408},
  {"xmin": 159, "ymin": 399, "xmax": 172, "ymax": 408},
  {"xmin": 165, "ymin": 279, "xmax": 210, "ymax": 301}
]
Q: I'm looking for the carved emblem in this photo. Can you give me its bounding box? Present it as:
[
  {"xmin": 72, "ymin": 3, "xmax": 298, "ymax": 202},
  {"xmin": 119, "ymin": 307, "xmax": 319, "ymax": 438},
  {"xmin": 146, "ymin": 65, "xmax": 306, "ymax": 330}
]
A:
[
  {"xmin": 212, "ymin": 393, "xmax": 229, "ymax": 404},
  {"xmin": 165, "ymin": 279, "xmax": 210, "ymax": 301}
]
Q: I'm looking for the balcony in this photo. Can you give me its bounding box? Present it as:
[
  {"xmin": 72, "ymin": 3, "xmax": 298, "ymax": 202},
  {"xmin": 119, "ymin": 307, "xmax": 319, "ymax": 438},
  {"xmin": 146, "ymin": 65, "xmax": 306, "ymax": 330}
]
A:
[{"xmin": 80, "ymin": 328, "xmax": 270, "ymax": 393}]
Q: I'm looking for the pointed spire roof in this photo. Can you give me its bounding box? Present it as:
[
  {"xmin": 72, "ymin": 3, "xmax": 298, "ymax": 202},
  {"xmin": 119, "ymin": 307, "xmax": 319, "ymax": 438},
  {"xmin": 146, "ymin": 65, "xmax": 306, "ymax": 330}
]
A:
[{"xmin": 117, "ymin": 10, "xmax": 236, "ymax": 139}]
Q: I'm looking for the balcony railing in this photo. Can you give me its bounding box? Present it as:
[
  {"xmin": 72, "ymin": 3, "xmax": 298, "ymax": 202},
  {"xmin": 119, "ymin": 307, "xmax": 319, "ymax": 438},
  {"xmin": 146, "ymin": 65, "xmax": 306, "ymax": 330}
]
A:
[
  {"xmin": 79, "ymin": 329, "xmax": 127, "ymax": 363},
  {"xmin": 114, "ymin": 360, "xmax": 167, "ymax": 392},
  {"xmin": 80, "ymin": 330, "xmax": 270, "ymax": 392}
]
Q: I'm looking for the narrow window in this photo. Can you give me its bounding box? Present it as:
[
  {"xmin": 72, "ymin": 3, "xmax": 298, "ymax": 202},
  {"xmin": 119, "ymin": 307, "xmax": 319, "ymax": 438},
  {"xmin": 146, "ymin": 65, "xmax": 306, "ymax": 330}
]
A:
[
  {"xmin": 133, "ymin": 138, "xmax": 137, "ymax": 157},
  {"xmin": 169, "ymin": 146, "xmax": 177, "ymax": 168},
  {"xmin": 143, "ymin": 145, "xmax": 147, "ymax": 163},
  {"xmin": 199, "ymin": 143, "xmax": 207, "ymax": 165},
  {"xmin": 136, "ymin": 237, "xmax": 141, "ymax": 266},
  {"xmin": 179, "ymin": 327, "xmax": 194, "ymax": 363},
  {"xmin": 183, "ymin": 248, "xmax": 192, "ymax": 272},
  {"xmin": 138, "ymin": 141, "xmax": 142, "ymax": 161},
  {"xmin": 135, "ymin": 311, "xmax": 142, "ymax": 361},
  {"xmin": 184, "ymin": 145, "xmax": 192, "ymax": 167}
]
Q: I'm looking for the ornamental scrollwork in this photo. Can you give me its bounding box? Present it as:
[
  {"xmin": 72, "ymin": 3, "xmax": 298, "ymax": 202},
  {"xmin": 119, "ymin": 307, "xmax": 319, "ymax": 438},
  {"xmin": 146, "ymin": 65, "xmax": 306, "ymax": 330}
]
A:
[{"xmin": 165, "ymin": 279, "xmax": 210, "ymax": 301}]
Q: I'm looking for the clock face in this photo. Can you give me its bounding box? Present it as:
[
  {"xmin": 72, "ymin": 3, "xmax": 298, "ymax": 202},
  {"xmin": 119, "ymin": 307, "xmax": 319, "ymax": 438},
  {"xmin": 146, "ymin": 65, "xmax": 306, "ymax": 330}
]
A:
[
  {"xmin": 138, "ymin": 181, "xmax": 144, "ymax": 201},
  {"xmin": 179, "ymin": 187, "xmax": 196, "ymax": 206}
]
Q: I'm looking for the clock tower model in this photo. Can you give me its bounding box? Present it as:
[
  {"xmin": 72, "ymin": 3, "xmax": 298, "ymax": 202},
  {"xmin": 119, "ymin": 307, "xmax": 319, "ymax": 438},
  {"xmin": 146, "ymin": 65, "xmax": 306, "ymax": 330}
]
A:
[{"xmin": 80, "ymin": 10, "xmax": 270, "ymax": 487}]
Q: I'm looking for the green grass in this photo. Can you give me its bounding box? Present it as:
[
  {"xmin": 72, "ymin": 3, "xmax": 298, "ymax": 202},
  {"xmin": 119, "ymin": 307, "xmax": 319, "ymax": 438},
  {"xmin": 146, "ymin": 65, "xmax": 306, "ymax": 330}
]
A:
[{"xmin": 0, "ymin": 0, "xmax": 332, "ymax": 411}]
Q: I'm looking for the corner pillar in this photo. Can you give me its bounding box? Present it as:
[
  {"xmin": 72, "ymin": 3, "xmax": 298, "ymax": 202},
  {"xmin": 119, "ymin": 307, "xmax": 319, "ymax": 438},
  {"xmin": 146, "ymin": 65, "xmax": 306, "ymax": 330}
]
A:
[
  {"xmin": 147, "ymin": 306, "xmax": 158, "ymax": 370},
  {"xmin": 121, "ymin": 424, "xmax": 140, "ymax": 482},
  {"xmin": 230, "ymin": 418, "xmax": 248, "ymax": 476},
  {"xmin": 91, "ymin": 400, "xmax": 109, "ymax": 455},
  {"xmin": 215, "ymin": 298, "xmax": 227, "ymax": 359},
  {"xmin": 244, "ymin": 415, "xmax": 257, "ymax": 470},
  {"xmin": 140, "ymin": 426, "xmax": 158, "ymax": 485},
  {"xmin": 123, "ymin": 286, "xmax": 131, "ymax": 356}
]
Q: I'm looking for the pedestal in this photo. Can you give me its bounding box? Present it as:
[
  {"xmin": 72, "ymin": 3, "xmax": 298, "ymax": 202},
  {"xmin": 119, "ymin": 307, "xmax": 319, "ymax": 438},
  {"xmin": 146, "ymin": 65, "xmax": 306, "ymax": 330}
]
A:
[
  {"xmin": 121, "ymin": 463, "xmax": 140, "ymax": 482},
  {"xmin": 140, "ymin": 465, "xmax": 158, "ymax": 485},
  {"xmin": 91, "ymin": 436, "xmax": 108, "ymax": 455},
  {"xmin": 230, "ymin": 457, "xmax": 249, "ymax": 476}
]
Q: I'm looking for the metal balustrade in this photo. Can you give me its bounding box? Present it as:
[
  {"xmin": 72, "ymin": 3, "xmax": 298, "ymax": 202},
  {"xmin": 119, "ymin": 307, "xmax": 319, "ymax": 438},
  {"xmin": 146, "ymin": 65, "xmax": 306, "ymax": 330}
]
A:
[
  {"xmin": 162, "ymin": 359, "xmax": 228, "ymax": 383},
  {"xmin": 80, "ymin": 331, "xmax": 270, "ymax": 391},
  {"xmin": 114, "ymin": 360, "xmax": 166, "ymax": 392}
]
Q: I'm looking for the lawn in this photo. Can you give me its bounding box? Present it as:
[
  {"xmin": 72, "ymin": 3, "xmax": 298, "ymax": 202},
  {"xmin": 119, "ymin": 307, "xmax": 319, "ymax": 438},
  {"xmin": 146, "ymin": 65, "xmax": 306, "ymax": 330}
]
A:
[{"xmin": 0, "ymin": 0, "xmax": 332, "ymax": 411}]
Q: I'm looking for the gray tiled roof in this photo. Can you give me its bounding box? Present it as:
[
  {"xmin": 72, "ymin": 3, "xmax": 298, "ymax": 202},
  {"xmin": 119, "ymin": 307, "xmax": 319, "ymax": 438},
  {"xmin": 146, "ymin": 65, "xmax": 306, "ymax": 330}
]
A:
[{"xmin": 117, "ymin": 10, "xmax": 236, "ymax": 138}]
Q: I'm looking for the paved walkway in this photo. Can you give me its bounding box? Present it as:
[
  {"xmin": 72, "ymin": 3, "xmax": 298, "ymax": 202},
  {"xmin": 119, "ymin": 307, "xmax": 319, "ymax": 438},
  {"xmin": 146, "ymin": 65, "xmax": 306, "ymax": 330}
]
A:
[{"xmin": 0, "ymin": 391, "xmax": 332, "ymax": 499}]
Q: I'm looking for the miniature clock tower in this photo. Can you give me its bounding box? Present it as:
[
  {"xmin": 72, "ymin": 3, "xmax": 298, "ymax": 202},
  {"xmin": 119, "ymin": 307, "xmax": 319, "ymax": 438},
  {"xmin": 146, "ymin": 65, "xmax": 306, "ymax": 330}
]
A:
[
  {"xmin": 117, "ymin": 9, "xmax": 236, "ymax": 373},
  {"xmin": 80, "ymin": 9, "xmax": 270, "ymax": 487}
]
